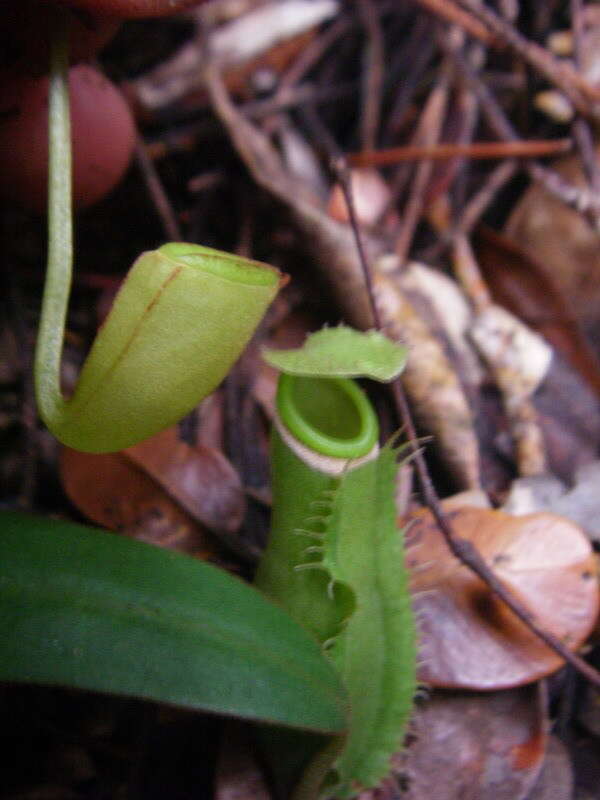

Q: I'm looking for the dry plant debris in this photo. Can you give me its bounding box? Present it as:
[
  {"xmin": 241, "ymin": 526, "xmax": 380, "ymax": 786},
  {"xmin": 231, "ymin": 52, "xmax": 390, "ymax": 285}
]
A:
[
  {"xmin": 4, "ymin": 0, "xmax": 600, "ymax": 797},
  {"xmin": 60, "ymin": 425, "xmax": 247, "ymax": 560},
  {"xmin": 392, "ymin": 685, "xmax": 548, "ymax": 800},
  {"xmin": 407, "ymin": 504, "xmax": 599, "ymax": 689}
]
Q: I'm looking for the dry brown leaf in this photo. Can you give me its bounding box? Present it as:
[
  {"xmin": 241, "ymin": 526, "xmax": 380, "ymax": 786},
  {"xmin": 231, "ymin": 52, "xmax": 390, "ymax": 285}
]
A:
[
  {"xmin": 503, "ymin": 461, "xmax": 600, "ymax": 546},
  {"xmin": 475, "ymin": 225, "xmax": 600, "ymax": 400},
  {"xmin": 60, "ymin": 447, "xmax": 217, "ymax": 559},
  {"xmin": 125, "ymin": 427, "xmax": 246, "ymax": 536},
  {"xmin": 395, "ymin": 260, "xmax": 484, "ymax": 388},
  {"xmin": 470, "ymin": 303, "xmax": 552, "ymax": 477},
  {"xmin": 505, "ymin": 152, "xmax": 600, "ymax": 346},
  {"xmin": 394, "ymin": 685, "xmax": 548, "ymax": 800},
  {"xmin": 374, "ymin": 269, "xmax": 481, "ymax": 490},
  {"xmin": 533, "ymin": 355, "xmax": 600, "ymax": 483},
  {"xmin": 407, "ymin": 506, "xmax": 599, "ymax": 689},
  {"xmin": 526, "ymin": 736, "xmax": 573, "ymax": 800}
]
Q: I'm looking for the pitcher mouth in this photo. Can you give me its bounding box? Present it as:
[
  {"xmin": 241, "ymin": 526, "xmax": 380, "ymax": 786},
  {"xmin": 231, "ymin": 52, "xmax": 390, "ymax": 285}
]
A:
[
  {"xmin": 275, "ymin": 373, "xmax": 379, "ymax": 459},
  {"xmin": 158, "ymin": 242, "xmax": 283, "ymax": 287}
]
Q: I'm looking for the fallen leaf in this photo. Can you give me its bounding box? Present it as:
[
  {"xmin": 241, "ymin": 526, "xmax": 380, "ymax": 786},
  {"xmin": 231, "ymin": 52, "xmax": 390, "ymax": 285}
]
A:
[
  {"xmin": 503, "ymin": 460, "xmax": 600, "ymax": 546},
  {"xmin": 577, "ymin": 679, "xmax": 600, "ymax": 737},
  {"xmin": 126, "ymin": 427, "xmax": 245, "ymax": 536},
  {"xmin": 525, "ymin": 736, "xmax": 573, "ymax": 800},
  {"xmin": 505, "ymin": 152, "xmax": 600, "ymax": 349},
  {"xmin": 533, "ymin": 354, "xmax": 600, "ymax": 483},
  {"xmin": 394, "ymin": 685, "xmax": 547, "ymax": 800},
  {"xmin": 60, "ymin": 447, "xmax": 217, "ymax": 558},
  {"xmin": 474, "ymin": 225, "xmax": 600, "ymax": 400},
  {"xmin": 374, "ymin": 269, "xmax": 481, "ymax": 490},
  {"xmin": 407, "ymin": 506, "xmax": 599, "ymax": 689}
]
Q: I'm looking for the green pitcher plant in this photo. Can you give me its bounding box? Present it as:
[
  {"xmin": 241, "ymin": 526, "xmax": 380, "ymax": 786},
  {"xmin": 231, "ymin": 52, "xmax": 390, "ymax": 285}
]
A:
[
  {"xmin": 0, "ymin": 12, "xmax": 417, "ymax": 800},
  {"xmin": 259, "ymin": 328, "xmax": 416, "ymax": 798},
  {"xmin": 35, "ymin": 15, "xmax": 284, "ymax": 453}
]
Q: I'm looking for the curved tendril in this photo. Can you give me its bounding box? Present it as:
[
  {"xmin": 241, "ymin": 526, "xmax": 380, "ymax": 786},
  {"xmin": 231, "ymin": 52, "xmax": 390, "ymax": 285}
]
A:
[{"xmin": 34, "ymin": 10, "xmax": 71, "ymax": 429}]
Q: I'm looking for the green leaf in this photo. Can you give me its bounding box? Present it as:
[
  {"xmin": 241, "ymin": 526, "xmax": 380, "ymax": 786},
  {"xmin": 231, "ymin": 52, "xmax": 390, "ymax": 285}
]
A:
[
  {"xmin": 263, "ymin": 326, "xmax": 407, "ymax": 382},
  {"xmin": 0, "ymin": 512, "xmax": 347, "ymax": 733}
]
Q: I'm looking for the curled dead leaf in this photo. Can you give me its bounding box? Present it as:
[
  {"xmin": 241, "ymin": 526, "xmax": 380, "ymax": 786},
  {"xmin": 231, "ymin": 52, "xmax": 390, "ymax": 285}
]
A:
[
  {"xmin": 474, "ymin": 226, "xmax": 600, "ymax": 401},
  {"xmin": 394, "ymin": 685, "xmax": 548, "ymax": 800},
  {"xmin": 505, "ymin": 152, "xmax": 600, "ymax": 345},
  {"xmin": 407, "ymin": 506, "xmax": 599, "ymax": 689},
  {"xmin": 60, "ymin": 447, "xmax": 217, "ymax": 559},
  {"xmin": 125, "ymin": 427, "xmax": 246, "ymax": 536},
  {"xmin": 60, "ymin": 427, "xmax": 246, "ymax": 559},
  {"xmin": 526, "ymin": 736, "xmax": 573, "ymax": 800},
  {"xmin": 374, "ymin": 269, "xmax": 481, "ymax": 490}
]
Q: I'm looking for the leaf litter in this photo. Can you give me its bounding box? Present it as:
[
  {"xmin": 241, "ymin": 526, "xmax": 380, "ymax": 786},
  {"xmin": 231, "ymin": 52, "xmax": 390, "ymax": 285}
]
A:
[{"xmin": 4, "ymin": 0, "xmax": 600, "ymax": 797}]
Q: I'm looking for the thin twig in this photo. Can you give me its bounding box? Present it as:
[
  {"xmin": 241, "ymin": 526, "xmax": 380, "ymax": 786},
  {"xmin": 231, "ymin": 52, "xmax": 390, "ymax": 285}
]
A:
[
  {"xmin": 334, "ymin": 160, "xmax": 382, "ymax": 329},
  {"xmin": 357, "ymin": 0, "xmax": 385, "ymax": 152},
  {"xmin": 451, "ymin": 233, "xmax": 492, "ymax": 311},
  {"xmin": 348, "ymin": 137, "xmax": 572, "ymax": 165},
  {"xmin": 455, "ymin": 0, "xmax": 600, "ymax": 113},
  {"xmin": 446, "ymin": 43, "xmax": 600, "ymax": 222},
  {"xmin": 422, "ymin": 157, "xmax": 518, "ymax": 261},
  {"xmin": 456, "ymin": 157, "xmax": 517, "ymax": 234},
  {"xmin": 382, "ymin": 16, "xmax": 435, "ymax": 145},
  {"xmin": 412, "ymin": 0, "xmax": 493, "ymax": 44},
  {"xmin": 395, "ymin": 61, "xmax": 452, "ymax": 263},
  {"xmin": 134, "ymin": 136, "xmax": 182, "ymax": 241},
  {"xmin": 278, "ymin": 16, "xmax": 351, "ymax": 92},
  {"xmin": 331, "ymin": 155, "xmax": 600, "ymax": 691},
  {"xmin": 380, "ymin": 20, "xmax": 437, "ymax": 206},
  {"xmin": 498, "ymin": 0, "xmax": 518, "ymax": 23}
]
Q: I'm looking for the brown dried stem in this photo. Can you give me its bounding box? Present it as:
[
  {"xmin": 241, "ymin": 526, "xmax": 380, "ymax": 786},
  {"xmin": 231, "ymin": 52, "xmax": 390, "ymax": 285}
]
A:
[
  {"xmin": 348, "ymin": 138, "xmax": 572, "ymax": 165},
  {"xmin": 134, "ymin": 136, "xmax": 182, "ymax": 241},
  {"xmin": 412, "ymin": 0, "xmax": 493, "ymax": 44},
  {"xmin": 423, "ymin": 157, "xmax": 518, "ymax": 261},
  {"xmin": 357, "ymin": 0, "xmax": 385, "ymax": 152},
  {"xmin": 395, "ymin": 62, "xmax": 451, "ymax": 263}
]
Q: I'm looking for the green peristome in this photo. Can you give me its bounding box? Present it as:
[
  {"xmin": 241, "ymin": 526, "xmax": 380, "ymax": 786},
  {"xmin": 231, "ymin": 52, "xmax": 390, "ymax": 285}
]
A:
[
  {"xmin": 276, "ymin": 373, "xmax": 379, "ymax": 459},
  {"xmin": 255, "ymin": 373, "xmax": 417, "ymax": 798},
  {"xmin": 0, "ymin": 511, "xmax": 347, "ymax": 733},
  {"xmin": 44, "ymin": 243, "xmax": 283, "ymax": 453},
  {"xmin": 263, "ymin": 326, "xmax": 408, "ymax": 382}
]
